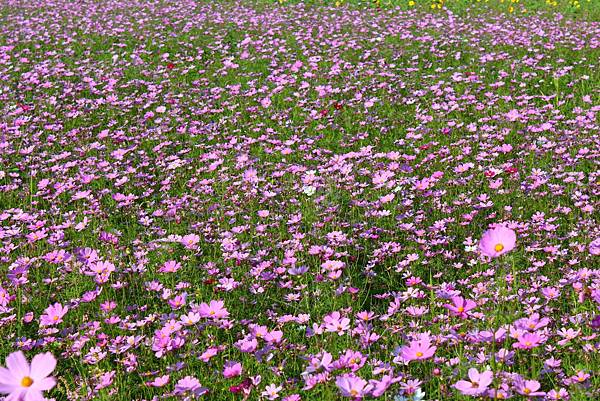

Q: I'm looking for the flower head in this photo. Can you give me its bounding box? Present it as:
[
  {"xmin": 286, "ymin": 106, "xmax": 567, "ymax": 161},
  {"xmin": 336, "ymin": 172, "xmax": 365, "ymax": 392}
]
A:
[
  {"xmin": 335, "ymin": 374, "xmax": 372, "ymax": 398},
  {"xmin": 39, "ymin": 303, "xmax": 68, "ymax": 326},
  {"xmin": 0, "ymin": 351, "xmax": 57, "ymax": 401},
  {"xmin": 443, "ymin": 296, "xmax": 477, "ymax": 319},
  {"xmin": 479, "ymin": 226, "xmax": 516, "ymax": 257},
  {"xmin": 454, "ymin": 368, "xmax": 493, "ymax": 396},
  {"xmin": 398, "ymin": 337, "xmax": 437, "ymax": 362}
]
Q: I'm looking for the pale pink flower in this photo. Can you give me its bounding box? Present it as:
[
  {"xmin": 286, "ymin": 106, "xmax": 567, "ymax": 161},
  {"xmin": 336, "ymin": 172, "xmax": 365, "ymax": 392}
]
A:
[
  {"xmin": 0, "ymin": 351, "xmax": 56, "ymax": 401},
  {"xmin": 335, "ymin": 374, "xmax": 372, "ymax": 398},
  {"xmin": 197, "ymin": 300, "xmax": 229, "ymax": 319},
  {"xmin": 479, "ymin": 226, "xmax": 516, "ymax": 257},
  {"xmin": 454, "ymin": 368, "xmax": 493, "ymax": 396}
]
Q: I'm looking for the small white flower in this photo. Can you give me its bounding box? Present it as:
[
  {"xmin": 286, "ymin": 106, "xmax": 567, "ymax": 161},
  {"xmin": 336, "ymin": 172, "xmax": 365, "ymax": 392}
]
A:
[{"xmin": 303, "ymin": 185, "xmax": 316, "ymax": 196}]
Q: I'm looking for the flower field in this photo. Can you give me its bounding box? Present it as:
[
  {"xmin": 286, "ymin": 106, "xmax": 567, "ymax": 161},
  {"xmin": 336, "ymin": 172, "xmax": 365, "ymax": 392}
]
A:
[{"xmin": 0, "ymin": 0, "xmax": 599, "ymax": 400}]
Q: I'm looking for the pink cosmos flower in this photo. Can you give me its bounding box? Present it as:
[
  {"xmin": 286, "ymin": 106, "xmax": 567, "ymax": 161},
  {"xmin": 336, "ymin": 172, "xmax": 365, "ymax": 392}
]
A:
[
  {"xmin": 479, "ymin": 226, "xmax": 516, "ymax": 257},
  {"xmin": 0, "ymin": 286, "xmax": 10, "ymax": 307},
  {"xmin": 398, "ymin": 338, "xmax": 437, "ymax": 362},
  {"xmin": 589, "ymin": 238, "xmax": 600, "ymax": 255},
  {"xmin": 158, "ymin": 260, "xmax": 181, "ymax": 273},
  {"xmin": 546, "ymin": 388, "xmax": 569, "ymax": 400},
  {"xmin": 0, "ymin": 351, "xmax": 57, "ymax": 401},
  {"xmin": 223, "ymin": 361, "xmax": 242, "ymax": 378},
  {"xmin": 197, "ymin": 300, "xmax": 229, "ymax": 319},
  {"xmin": 39, "ymin": 303, "xmax": 68, "ymax": 326},
  {"xmin": 513, "ymin": 332, "xmax": 544, "ymax": 350},
  {"xmin": 147, "ymin": 375, "xmax": 169, "ymax": 387},
  {"xmin": 335, "ymin": 374, "xmax": 372, "ymax": 398},
  {"xmin": 514, "ymin": 313, "xmax": 550, "ymax": 331},
  {"xmin": 180, "ymin": 234, "xmax": 200, "ymax": 250},
  {"xmin": 323, "ymin": 311, "xmax": 351, "ymax": 335},
  {"xmin": 174, "ymin": 376, "xmax": 208, "ymax": 396},
  {"xmin": 443, "ymin": 296, "xmax": 476, "ymax": 319},
  {"xmin": 514, "ymin": 377, "xmax": 545, "ymax": 397},
  {"xmin": 260, "ymin": 97, "xmax": 272, "ymax": 108},
  {"xmin": 262, "ymin": 384, "xmax": 282, "ymax": 400},
  {"xmin": 454, "ymin": 368, "xmax": 493, "ymax": 396}
]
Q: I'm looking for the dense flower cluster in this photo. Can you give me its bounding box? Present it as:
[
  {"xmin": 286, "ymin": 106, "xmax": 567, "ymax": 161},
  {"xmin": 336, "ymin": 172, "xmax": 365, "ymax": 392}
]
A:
[{"xmin": 0, "ymin": 0, "xmax": 598, "ymax": 400}]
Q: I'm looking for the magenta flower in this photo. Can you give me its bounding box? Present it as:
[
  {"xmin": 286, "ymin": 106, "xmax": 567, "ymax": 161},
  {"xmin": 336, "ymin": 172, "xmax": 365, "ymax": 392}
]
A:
[
  {"xmin": 479, "ymin": 226, "xmax": 516, "ymax": 257},
  {"xmin": 39, "ymin": 303, "xmax": 68, "ymax": 326},
  {"xmin": 443, "ymin": 296, "xmax": 476, "ymax": 319},
  {"xmin": 589, "ymin": 238, "xmax": 600, "ymax": 255},
  {"xmin": 0, "ymin": 351, "xmax": 57, "ymax": 401},
  {"xmin": 223, "ymin": 361, "xmax": 242, "ymax": 378},
  {"xmin": 398, "ymin": 338, "xmax": 437, "ymax": 362},
  {"xmin": 514, "ymin": 313, "xmax": 550, "ymax": 331},
  {"xmin": 513, "ymin": 332, "xmax": 544, "ymax": 349},
  {"xmin": 454, "ymin": 368, "xmax": 493, "ymax": 396}
]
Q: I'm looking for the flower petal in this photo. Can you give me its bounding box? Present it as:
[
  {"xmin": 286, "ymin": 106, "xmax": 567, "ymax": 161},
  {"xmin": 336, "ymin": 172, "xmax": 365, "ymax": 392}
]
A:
[
  {"xmin": 6, "ymin": 388, "xmax": 27, "ymax": 401},
  {"xmin": 0, "ymin": 382, "xmax": 18, "ymax": 394},
  {"xmin": 30, "ymin": 353, "xmax": 56, "ymax": 381},
  {"xmin": 24, "ymin": 388, "xmax": 45, "ymax": 401},
  {"xmin": 0, "ymin": 366, "xmax": 18, "ymax": 385},
  {"xmin": 5, "ymin": 352, "xmax": 30, "ymax": 379},
  {"xmin": 32, "ymin": 377, "xmax": 56, "ymax": 391}
]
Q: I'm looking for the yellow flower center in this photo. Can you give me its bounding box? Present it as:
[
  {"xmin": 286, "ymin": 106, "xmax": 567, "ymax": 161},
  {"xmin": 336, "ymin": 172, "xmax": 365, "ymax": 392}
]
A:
[
  {"xmin": 21, "ymin": 376, "xmax": 34, "ymax": 387},
  {"xmin": 494, "ymin": 243, "xmax": 504, "ymax": 252},
  {"xmin": 457, "ymin": 307, "xmax": 465, "ymax": 313},
  {"xmin": 524, "ymin": 388, "xmax": 531, "ymax": 394},
  {"xmin": 350, "ymin": 389, "xmax": 359, "ymax": 396},
  {"xmin": 416, "ymin": 351, "xmax": 423, "ymax": 357}
]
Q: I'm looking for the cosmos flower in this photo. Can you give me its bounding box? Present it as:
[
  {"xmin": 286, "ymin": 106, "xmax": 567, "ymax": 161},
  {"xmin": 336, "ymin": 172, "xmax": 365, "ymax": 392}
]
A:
[
  {"xmin": 197, "ymin": 300, "xmax": 229, "ymax": 319},
  {"xmin": 514, "ymin": 377, "xmax": 545, "ymax": 397},
  {"xmin": 589, "ymin": 238, "xmax": 600, "ymax": 255},
  {"xmin": 591, "ymin": 315, "xmax": 600, "ymax": 330},
  {"xmin": 335, "ymin": 374, "xmax": 372, "ymax": 398},
  {"xmin": 0, "ymin": 351, "xmax": 57, "ymax": 401},
  {"xmin": 479, "ymin": 226, "xmax": 517, "ymax": 257},
  {"xmin": 39, "ymin": 303, "xmax": 68, "ymax": 326},
  {"xmin": 443, "ymin": 296, "xmax": 477, "ymax": 319},
  {"xmin": 223, "ymin": 361, "xmax": 242, "ymax": 378},
  {"xmin": 397, "ymin": 338, "xmax": 437, "ymax": 362},
  {"xmin": 513, "ymin": 332, "xmax": 544, "ymax": 350},
  {"xmin": 180, "ymin": 234, "xmax": 200, "ymax": 250},
  {"xmin": 262, "ymin": 384, "xmax": 282, "ymax": 400},
  {"xmin": 174, "ymin": 376, "xmax": 208, "ymax": 396},
  {"xmin": 454, "ymin": 368, "xmax": 493, "ymax": 396}
]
